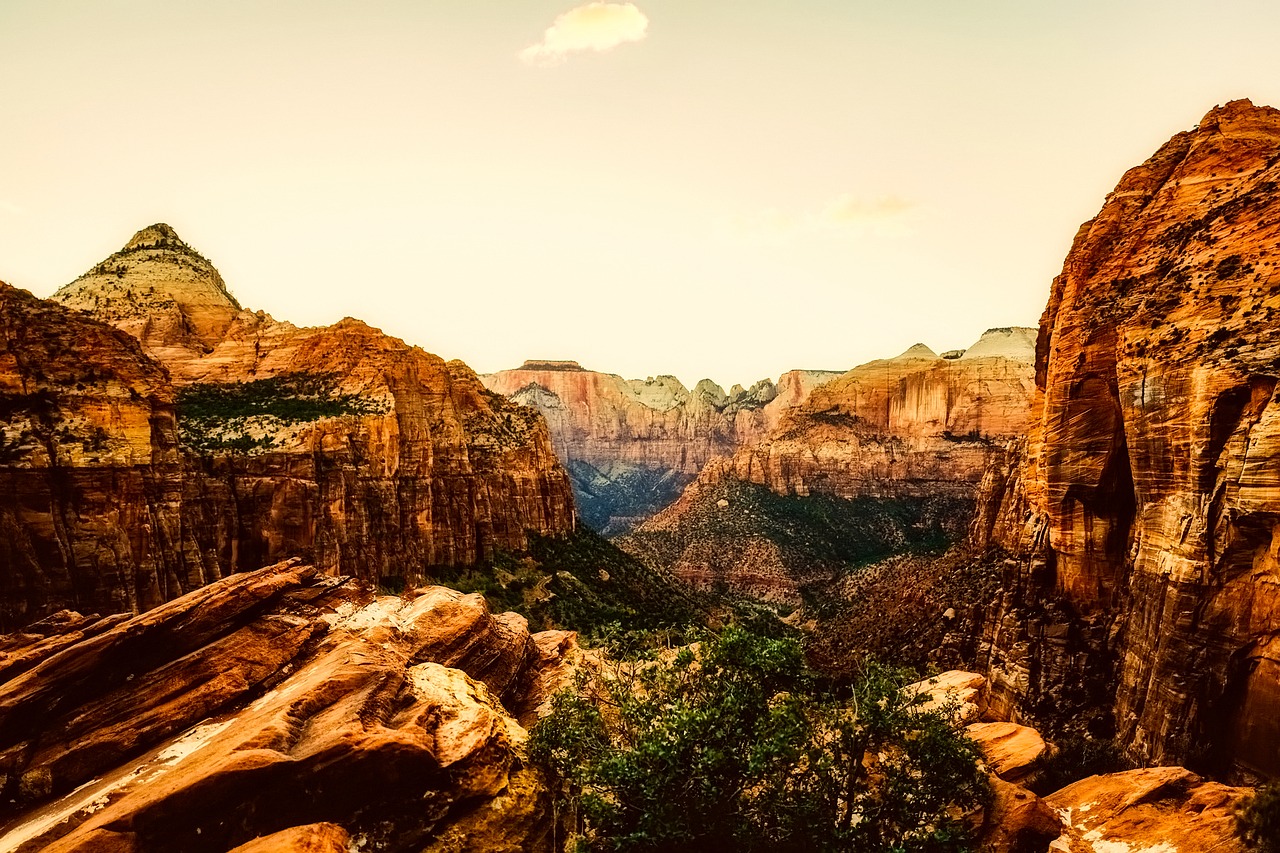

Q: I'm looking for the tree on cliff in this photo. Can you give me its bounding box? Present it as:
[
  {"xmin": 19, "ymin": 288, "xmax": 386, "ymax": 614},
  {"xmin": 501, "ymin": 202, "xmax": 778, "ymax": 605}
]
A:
[{"xmin": 530, "ymin": 628, "xmax": 989, "ymax": 853}]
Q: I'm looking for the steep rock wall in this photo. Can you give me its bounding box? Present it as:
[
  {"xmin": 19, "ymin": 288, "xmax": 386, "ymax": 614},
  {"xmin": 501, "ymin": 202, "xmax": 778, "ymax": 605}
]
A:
[
  {"xmin": 619, "ymin": 330, "xmax": 1035, "ymax": 600},
  {"xmin": 482, "ymin": 361, "xmax": 841, "ymax": 533},
  {"xmin": 0, "ymin": 225, "xmax": 574, "ymax": 628},
  {"xmin": 971, "ymin": 99, "xmax": 1280, "ymax": 780}
]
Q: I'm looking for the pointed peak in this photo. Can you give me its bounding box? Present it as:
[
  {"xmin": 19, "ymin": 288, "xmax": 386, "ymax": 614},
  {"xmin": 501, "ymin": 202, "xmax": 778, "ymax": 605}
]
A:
[
  {"xmin": 123, "ymin": 223, "xmax": 189, "ymax": 252},
  {"xmin": 896, "ymin": 343, "xmax": 938, "ymax": 360}
]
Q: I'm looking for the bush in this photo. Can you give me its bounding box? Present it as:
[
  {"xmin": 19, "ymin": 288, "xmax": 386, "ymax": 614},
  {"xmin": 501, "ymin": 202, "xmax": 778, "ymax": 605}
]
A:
[
  {"xmin": 1238, "ymin": 782, "xmax": 1280, "ymax": 853},
  {"xmin": 1028, "ymin": 734, "xmax": 1131, "ymax": 796},
  {"xmin": 530, "ymin": 628, "xmax": 989, "ymax": 853}
]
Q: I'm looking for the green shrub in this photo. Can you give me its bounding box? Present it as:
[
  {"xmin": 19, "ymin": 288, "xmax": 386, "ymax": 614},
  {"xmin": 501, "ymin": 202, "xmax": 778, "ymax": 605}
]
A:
[
  {"xmin": 530, "ymin": 628, "xmax": 989, "ymax": 853},
  {"xmin": 176, "ymin": 373, "xmax": 384, "ymax": 452},
  {"xmin": 1029, "ymin": 734, "xmax": 1132, "ymax": 796},
  {"xmin": 1238, "ymin": 782, "xmax": 1280, "ymax": 853}
]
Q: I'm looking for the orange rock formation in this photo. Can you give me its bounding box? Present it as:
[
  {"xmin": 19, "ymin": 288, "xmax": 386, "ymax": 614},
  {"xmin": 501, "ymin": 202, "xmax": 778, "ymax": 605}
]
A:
[
  {"xmin": 973, "ymin": 99, "xmax": 1280, "ymax": 778},
  {"xmin": 0, "ymin": 225, "xmax": 574, "ymax": 628},
  {"xmin": 0, "ymin": 561, "xmax": 577, "ymax": 852},
  {"xmin": 482, "ymin": 360, "xmax": 841, "ymax": 532}
]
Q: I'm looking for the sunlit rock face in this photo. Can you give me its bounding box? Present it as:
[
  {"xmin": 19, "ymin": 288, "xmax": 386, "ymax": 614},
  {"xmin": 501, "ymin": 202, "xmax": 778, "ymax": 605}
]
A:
[
  {"xmin": 53, "ymin": 224, "xmax": 243, "ymax": 361},
  {"xmin": 617, "ymin": 331, "xmax": 1035, "ymax": 600},
  {"xmin": 482, "ymin": 360, "xmax": 841, "ymax": 533},
  {"xmin": 0, "ymin": 561, "xmax": 576, "ymax": 852},
  {"xmin": 0, "ymin": 226, "xmax": 573, "ymax": 629},
  {"xmin": 714, "ymin": 329, "xmax": 1036, "ymax": 500},
  {"xmin": 974, "ymin": 99, "xmax": 1280, "ymax": 779}
]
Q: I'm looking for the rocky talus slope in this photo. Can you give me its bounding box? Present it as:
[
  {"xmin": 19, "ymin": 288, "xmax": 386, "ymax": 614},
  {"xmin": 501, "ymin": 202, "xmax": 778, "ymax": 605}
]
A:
[
  {"xmin": 619, "ymin": 329, "xmax": 1036, "ymax": 600},
  {"xmin": 482, "ymin": 361, "xmax": 841, "ymax": 533},
  {"xmin": 0, "ymin": 561, "xmax": 581, "ymax": 852},
  {"xmin": 969, "ymin": 98, "xmax": 1280, "ymax": 780},
  {"xmin": 0, "ymin": 225, "xmax": 574, "ymax": 629}
]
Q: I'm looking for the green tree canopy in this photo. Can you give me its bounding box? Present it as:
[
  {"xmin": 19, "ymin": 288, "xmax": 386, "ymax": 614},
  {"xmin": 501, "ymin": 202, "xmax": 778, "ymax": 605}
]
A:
[{"xmin": 530, "ymin": 627, "xmax": 989, "ymax": 853}]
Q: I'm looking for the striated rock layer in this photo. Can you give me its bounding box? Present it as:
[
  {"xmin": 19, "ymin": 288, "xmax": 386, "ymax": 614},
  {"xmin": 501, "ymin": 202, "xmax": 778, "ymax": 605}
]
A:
[
  {"xmin": 481, "ymin": 361, "xmax": 841, "ymax": 533},
  {"xmin": 0, "ymin": 225, "xmax": 574, "ymax": 628},
  {"xmin": 970, "ymin": 99, "xmax": 1280, "ymax": 779},
  {"xmin": 0, "ymin": 561, "xmax": 577, "ymax": 852},
  {"xmin": 619, "ymin": 330, "xmax": 1035, "ymax": 600}
]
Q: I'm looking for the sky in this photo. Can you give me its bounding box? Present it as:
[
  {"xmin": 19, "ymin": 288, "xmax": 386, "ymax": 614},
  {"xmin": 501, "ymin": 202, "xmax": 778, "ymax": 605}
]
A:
[{"xmin": 3, "ymin": 1, "xmax": 1280, "ymax": 389}]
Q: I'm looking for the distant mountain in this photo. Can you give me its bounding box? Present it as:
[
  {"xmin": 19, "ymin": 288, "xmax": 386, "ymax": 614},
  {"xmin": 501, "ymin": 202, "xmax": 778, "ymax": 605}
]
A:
[
  {"xmin": 482, "ymin": 360, "xmax": 842, "ymax": 533},
  {"xmin": 617, "ymin": 329, "xmax": 1037, "ymax": 601}
]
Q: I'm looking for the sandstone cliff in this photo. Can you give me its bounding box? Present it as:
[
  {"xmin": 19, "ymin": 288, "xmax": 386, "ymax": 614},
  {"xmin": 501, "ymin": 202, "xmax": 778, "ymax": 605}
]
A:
[
  {"xmin": 618, "ymin": 330, "xmax": 1035, "ymax": 600},
  {"xmin": 969, "ymin": 99, "xmax": 1280, "ymax": 780},
  {"xmin": 0, "ymin": 282, "xmax": 191, "ymax": 630},
  {"xmin": 0, "ymin": 561, "xmax": 578, "ymax": 852},
  {"xmin": 0, "ymin": 225, "xmax": 574, "ymax": 628},
  {"xmin": 482, "ymin": 360, "xmax": 841, "ymax": 533}
]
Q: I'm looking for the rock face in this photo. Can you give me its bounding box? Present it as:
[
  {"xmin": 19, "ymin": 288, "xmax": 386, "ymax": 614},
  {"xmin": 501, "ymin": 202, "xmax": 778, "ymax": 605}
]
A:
[
  {"xmin": 618, "ymin": 330, "xmax": 1035, "ymax": 600},
  {"xmin": 1048, "ymin": 767, "xmax": 1252, "ymax": 853},
  {"xmin": 0, "ymin": 561, "xmax": 575, "ymax": 852},
  {"xmin": 0, "ymin": 282, "xmax": 188, "ymax": 630},
  {"xmin": 0, "ymin": 225, "xmax": 574, "ymax": 628},
  {"xmin": 482, "ymin": 361, "xmax": 841, "ymax": 534},
  {"xmin": 715, "ymin": 329, "xmax": 1036, "ymax": 501},
  {"xmin": 53, "ymin": 224, "xmax": 242, "ymax": 362},
  {"xmin": 970, "ymin": 99, "xmax": 1280, "ymax": 779}
]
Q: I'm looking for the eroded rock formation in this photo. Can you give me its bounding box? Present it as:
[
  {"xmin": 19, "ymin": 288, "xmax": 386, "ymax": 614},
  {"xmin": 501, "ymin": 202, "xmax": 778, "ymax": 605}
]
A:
[
  {"xmin": 618, "ymin": 330, "xmax": 1035, "ymax": 600},
  {"xmin": 0, "ymin": 560, "xmax": 579, "ymax": 852},
  {"xmin": 0, "ymin": 224, "xmax": 574, "ymax": 628},
  {"xmin": 969, "ymin": 99, "xmax": 1280, "ymax": 780},
  {"xmin": 481, "ymin": 360, "xmax": 841, "ymax": 533}
]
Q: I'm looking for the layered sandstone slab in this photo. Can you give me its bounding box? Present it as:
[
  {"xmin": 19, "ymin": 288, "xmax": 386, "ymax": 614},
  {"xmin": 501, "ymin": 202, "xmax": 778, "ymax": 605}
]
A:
[
  {"xmin": 1047, "ymin": 767, "xmax": 1252, "ymax": 853},
  {"xmin": 0, "ymin": 561, "xmax": 576, "ymax": 852},
  {"xmin": 482, "ymin": 360, "xmax": 841, "ymax": 532},
  {"xmin": 973, "ymin": 99, "xmax": 1280, "ymax": 777}
]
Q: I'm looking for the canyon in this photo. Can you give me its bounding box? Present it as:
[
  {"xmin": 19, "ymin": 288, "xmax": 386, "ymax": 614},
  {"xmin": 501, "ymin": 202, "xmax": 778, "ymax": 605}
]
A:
[
  {"xmin": 0, "ymin": 225, "xmax": 575, "ymax": 629},
  {"xmin": 617, "ymin": 328, "xmax": 1037, "ymax": 601},
  {"xmin": 3, "ymin": 96, "xmax": 1280, "ymax": 851},
  {"xmin": 481, "ymin": 360, "xmax": 841, "ymax": 533}
]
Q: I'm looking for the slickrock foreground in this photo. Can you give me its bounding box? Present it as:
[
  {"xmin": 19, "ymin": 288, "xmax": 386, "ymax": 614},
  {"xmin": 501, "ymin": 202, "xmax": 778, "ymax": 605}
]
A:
[
  {"xmin": 0, "ymin": 224, "xmax": 574, "ymax": 629},
  {"xmin": 618, "ymin": 329, "xmax": 1035, "ymax": 600},
  {"xmin": 0, "ymin": 560, "xmax": 578, "ymax": 852},
  {"xmin": 971, "ymin": 98, "xmax": 1280, "ymax": 778},
  {"xmin": 907, "ymin": 672, "xmax": 1255, "ymax": 853},
  {"xmin": 1048, "ymin": 767, "xmax": 1251, "ymax": 853},
  {"xmin": 482, "ymin": 360, "xmax": 841, "ymax": 533}
]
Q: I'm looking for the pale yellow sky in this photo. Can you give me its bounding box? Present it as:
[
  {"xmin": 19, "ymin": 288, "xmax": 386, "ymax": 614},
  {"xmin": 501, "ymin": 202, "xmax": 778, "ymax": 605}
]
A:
[{"xmin": 4, "ymin": 1, "xmax": 1280, "ymax": 388}]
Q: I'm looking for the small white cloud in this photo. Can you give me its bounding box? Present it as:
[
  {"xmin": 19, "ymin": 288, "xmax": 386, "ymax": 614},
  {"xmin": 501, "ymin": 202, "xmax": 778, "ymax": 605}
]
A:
[{"xmin": 520, "ymin": 2, "xmax": 649, "ymax": 67}]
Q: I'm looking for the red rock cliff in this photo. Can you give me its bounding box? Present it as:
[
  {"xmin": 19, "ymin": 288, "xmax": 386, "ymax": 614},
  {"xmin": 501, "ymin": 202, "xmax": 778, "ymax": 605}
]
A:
[
  {"xmin": 618, "ymin": 330, "xmax": 1035, "ymax": 601},
  {"xmin": 0, "ymin": 226, "xmax": 574, "ymax": 628},
  {"xmin": 482, "ymin": 361, "xmax": 841, "ymax": 532},
  {"xmin": 974, "ymin": 99, "xmax": 1280, "ymax": 779}
]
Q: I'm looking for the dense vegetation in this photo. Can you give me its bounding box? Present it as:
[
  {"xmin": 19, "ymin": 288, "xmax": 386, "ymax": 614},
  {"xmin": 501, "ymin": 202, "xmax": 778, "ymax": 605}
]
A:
[
  {"xmin": 1238, "ymin": 782, "xmax": 1280, "ymax": 853},
  {"xmin": 431, "ymin": 529, "xmax": 781, "ymax": 648},
  {"xmin": 620, "ymin": 479, "xmax": 971, "ymax": 594},
  {"xmin": 531, "ymin": 628, "xmax": 989, "ymax": 853},
  {"xmin": 176, "ymin": 373, "xmax": 383, "ymax": 452}
]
